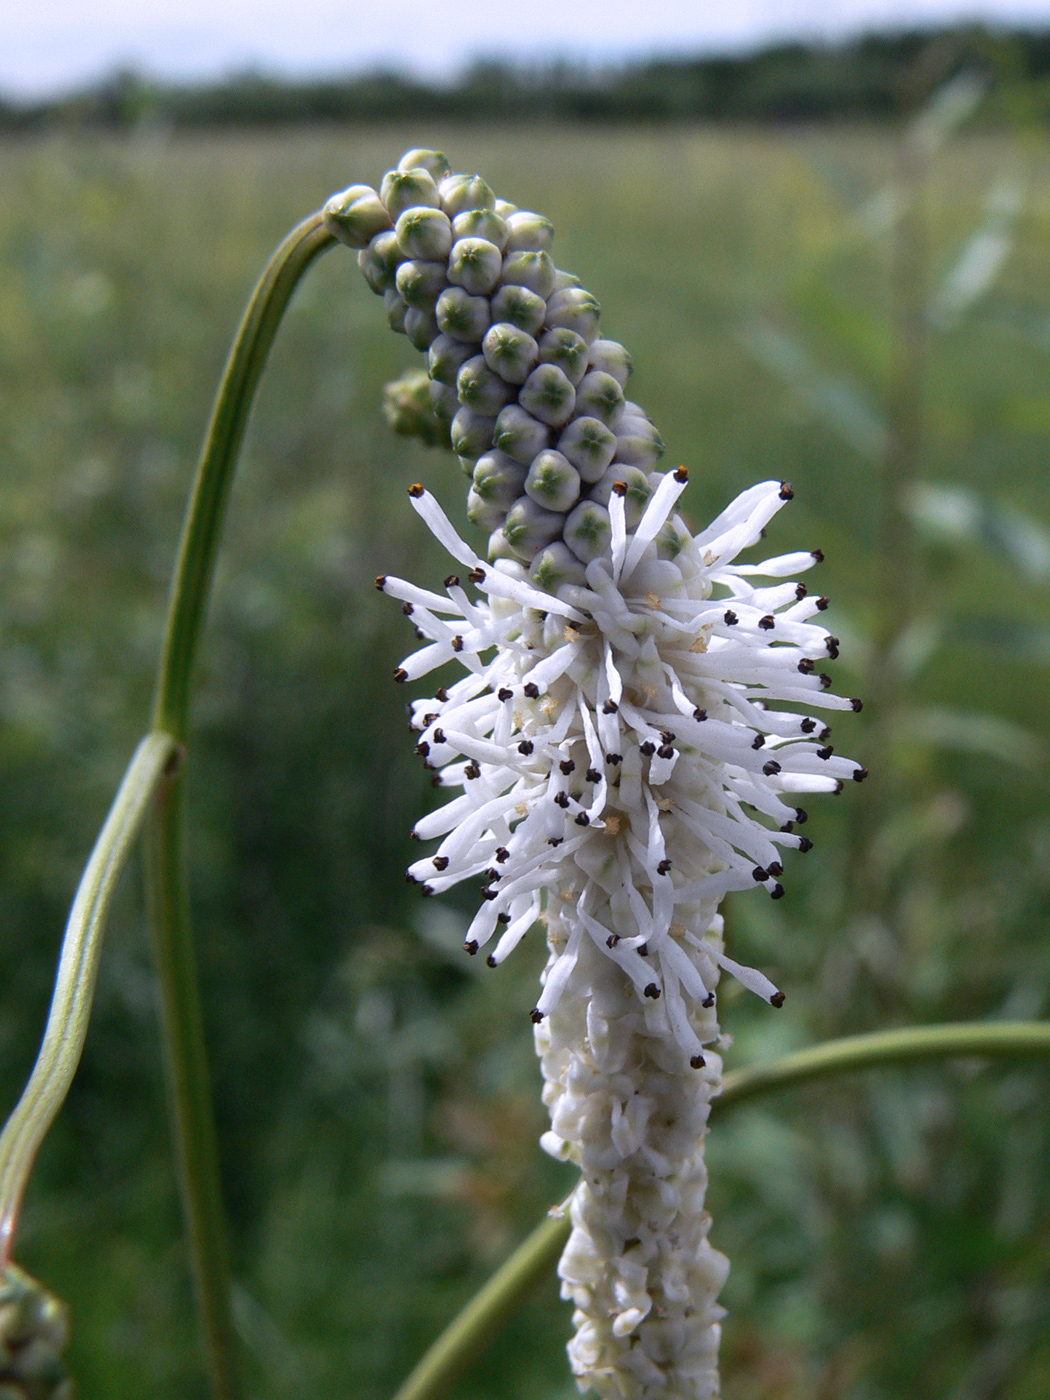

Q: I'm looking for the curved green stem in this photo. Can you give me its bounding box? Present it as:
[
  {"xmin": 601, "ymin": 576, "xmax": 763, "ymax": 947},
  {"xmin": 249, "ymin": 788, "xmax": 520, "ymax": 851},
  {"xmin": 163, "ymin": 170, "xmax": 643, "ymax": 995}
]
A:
[
  {"xmin": 0, "ymin": 731, "xmax": 178, "ymax": 1264},
  {"xmin": 393, "ymin": 1019, "xmax": 1050, "ymax": 1400},
  {"xmin": 142, "ymin": 210, "xmax": 336, "ymax": 1400}
]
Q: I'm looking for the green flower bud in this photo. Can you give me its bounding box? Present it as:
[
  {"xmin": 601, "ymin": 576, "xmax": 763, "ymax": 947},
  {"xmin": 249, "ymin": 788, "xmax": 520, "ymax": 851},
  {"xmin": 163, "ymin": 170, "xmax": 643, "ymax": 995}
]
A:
[
  {"xmin": 0, "ymin": 1265, "xmax": 72, "ymax": 1400},
  {"xmin": 557, "ymin": 415, "xmax": 618, "ymax": 482},
  {"xmin": 656, "ymin": 517, "xmax": 690, "ymax": 560},
  {"xmin": 495, "ymin": 198, "xmax": 519, "ymax": 218},
  {"xmin": 501, "ymin": 249, "xmax": 556, "ymax": 299},
  {"xmin": 552, "ymin": 268, "xmax": 582, "ymax": 290},
  {"xmin": 435, "ymin": 286, "xmax": 491, "ymax": 343},
  {"xmin": 545, "ymin": 287, "xmax": 601, "ymax": 342},
  {"xmin": 429, "ymin": 380, "xmax": 459, "ymax": 423},
  {"xmin": 452, "ymin": 208, "xmax": 509, "ymax": 249},
  {"xmin": 395, "ymin": 259, "xmax": 447, "ymax": 312},
  {"xmin": 482, "ymin": 323, "xmax": 539, "ymax": 386},
  {"xmin": 467, "ymin": 487, "xmax": 506, "ymax": 532},
  {"xmin": 451, "ymin": 406, "xmax": 496, "ymax": 459},
  {"xmin": 529, "ymin": 540, "xmax": 588, "ymax": 590},
  {"xmin": 473, "ymin": 451, "xmax": 528, "ymax": 507},
  {"xmin": 589, "ymin": 465, "xmax": 653, "ymax": 527},
  {"xmin": 525, "ymin": 449, "xmax": 581, "ymax": 511},
  {"xmin": 398, "ymin": 148, "xmax": 452, "ymax": 181},
  {"xmin": 490, "ymin": 284, "xmax": 546, "ymax": 336},
  {"xmin": 504, "ymin": 211, "xmax": 555, "ymax": 252},
  {"xmin": 457, "ymin": 356, "xmax": 515, "ymax": 416},
  {"xmin": 439, "ymin": 173, "xmax": 496, "ymax": 217},
  {"xmin": 493, "ymin": 404, "xmax": 550, "ymax": 464},
  {"xmin": 563, "ymin": 500, "xmax": 612, "ymax": 563},
  {"xmin": 588, "ymin": 338, "xmax": 633, "ymax": 386},
  {"xmin": 448, "ymin": 237, "xmax": 503, "ymax": 296},
  {"xmin": 488, "ymin": 527, "xmax": 516, "ymax": 559},
  {"xmin": 323, "ymin": 184, "xmax": 392, "ymax": 248},
  {"xmin": 615, "ymin": 414, "xmax": 665, "ymax": 470},
  {"xmin": 503, "ymin": 495, "xmax": 563, "ymax": 560},
  {"xmin": 429, "ymin": 333, "xmax": 476, "ymax": 385},
  {"xmin": 396, "ymin": 206, "xmax": 453, "ymax": 261},
  {"xmin": 381, "ymin": 167, "xmax": 440, "ymax": 219},
  {"xmin": 518, "ymin": 363, "xmax": 576, "ymax": 427},
  {"xmin": 573, "ymin": 370, "xmax": 624, "ymax": 426},
  {"xmin": 358, "ymin": 229, "xmax": 401, "ymax": 295},
  {"xmin": 383, "ymin": 368, "xmax": 448, "ymax": 447},
  {"xmin": 538, "ymin": 328, "xmax": 590, "ymax": 386},
  {"xmin": 404, "ymin": 306, "xmax": 440, "ymax": 351},
  {"xmin": 384, "ymin": 288, "xmax": 409, "ymax": 335}
]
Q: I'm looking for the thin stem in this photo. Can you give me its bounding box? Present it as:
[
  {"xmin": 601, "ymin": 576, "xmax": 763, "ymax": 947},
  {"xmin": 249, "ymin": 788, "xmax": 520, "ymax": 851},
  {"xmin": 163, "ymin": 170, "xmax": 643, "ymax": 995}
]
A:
[
  {"xmin": 0, "ymin": 731, "xmax": 177, "ymax": 1263},
  {"xmin": 391, "ymin": 1020, "xmax": 1050, "ymax": 1400},
  {"xmin": 144, "ymin": 210, "xmax": 337, "ymax": 1400}
]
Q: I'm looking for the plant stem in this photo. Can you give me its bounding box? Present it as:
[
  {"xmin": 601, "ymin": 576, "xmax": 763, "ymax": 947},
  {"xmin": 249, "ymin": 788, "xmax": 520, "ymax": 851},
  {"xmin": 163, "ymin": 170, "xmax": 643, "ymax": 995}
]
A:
[
  {"xmin": 391, "ymin": 1019, "xmax": 1050, "ymax": 1400},
  {"xmin": 0, "ymin": 732, "xmax": 177, "ymax": 1264},
  {"xmin": 144, "ymin": 210, "xmax": 337, "ymax": 1400}
]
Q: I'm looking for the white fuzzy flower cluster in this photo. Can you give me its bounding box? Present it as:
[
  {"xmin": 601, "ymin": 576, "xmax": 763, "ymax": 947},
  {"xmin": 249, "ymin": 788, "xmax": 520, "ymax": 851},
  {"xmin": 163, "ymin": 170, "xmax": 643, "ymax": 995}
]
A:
[{"xmin": 352, "ymin": 146, "xmax": 864, "ymax": 1400}]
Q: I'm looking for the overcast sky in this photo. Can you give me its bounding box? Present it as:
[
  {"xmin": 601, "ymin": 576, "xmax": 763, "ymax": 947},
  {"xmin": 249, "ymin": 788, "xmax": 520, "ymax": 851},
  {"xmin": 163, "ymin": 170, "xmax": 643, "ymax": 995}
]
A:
[{"xmin": 4, "ymin": 0, "xmax": 1050, "ymax": 99}]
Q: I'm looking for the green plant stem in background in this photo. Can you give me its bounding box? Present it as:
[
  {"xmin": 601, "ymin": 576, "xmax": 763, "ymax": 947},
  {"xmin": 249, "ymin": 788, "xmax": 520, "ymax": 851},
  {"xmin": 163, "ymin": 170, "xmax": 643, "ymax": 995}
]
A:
[
  {"xmin": 0, "ymin": 731, "xmax": 177, "ymax": 1264},
  {"xmin": 144, "ymin": 209, "xmax": 336, "ymax": 1400},
  {"xmin": 395, "ymin": 1020, "xmax": 1050, "ymax": 1400}
]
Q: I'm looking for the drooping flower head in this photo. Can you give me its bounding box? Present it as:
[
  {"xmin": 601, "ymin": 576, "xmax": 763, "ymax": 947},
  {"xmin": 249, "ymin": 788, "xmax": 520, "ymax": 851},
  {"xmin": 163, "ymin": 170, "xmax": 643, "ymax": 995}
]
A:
[{"xmin": 329, "ymin": 149, "xmax": 865, "ymax": 1400}]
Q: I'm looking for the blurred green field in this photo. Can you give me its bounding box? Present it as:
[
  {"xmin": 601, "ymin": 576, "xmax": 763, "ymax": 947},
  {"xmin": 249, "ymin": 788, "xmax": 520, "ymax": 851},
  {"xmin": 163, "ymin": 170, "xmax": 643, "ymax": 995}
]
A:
[{"xmin": 2, "ymin": 122, "xmax": 1050, "ymax": 1399}]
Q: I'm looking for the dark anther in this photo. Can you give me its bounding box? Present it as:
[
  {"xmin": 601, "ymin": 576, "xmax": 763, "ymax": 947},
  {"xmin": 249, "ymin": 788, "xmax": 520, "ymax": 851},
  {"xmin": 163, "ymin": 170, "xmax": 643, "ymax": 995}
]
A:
[
  {"xmin": 451, "ymin": 635, "xmax": 464, "ymax": 652},
  {"xmin": 603, "ymin": 699, "xmax": 619, "ymax": 714},
  {"xmin": 762, "ymin": 760, "xmax": 781, "ymax": 776},
  {"xmin": 548, "ymin": 836, "xmax": 564, "ymax": 846},
  {"xmin": 674, "ymin": 466, "xmax": 689, "ymax": 483},
  {"xmin": 530, "ymin": 1008, "xmax": 544, "ymax": 1023},
  {"xmin": 638, "ymin": 943, "xmax": 649, "ymax": 957},
  {"xmin": 433, "ymin": 856, "xmax": 450, "ymax": 871},
  {"xmin": 660, "ymin": 730, "xmax": 676, "ymax": 743},
  {"xmin": 723, "ymin": 609, "xmax": 738, "ymax": 626},
  {"xmin": 693, "ymin": 707, "xmax": 708, "ymax": 722},
  {"xmin": 702, "ymin": 993, "xmax": 715, "ymax": 1008},
  {"xmin": 768, "ymin": 861, "xmax": 783, "ymax": 877},
  {"xmin": 481, "ymin": 887, "xmax": 498, "ymax": 900},
  {"xmin": 811, "ymin": 548, "xmax": 824, "ymax": 563},
  {"xmin": 795, "ymin": 807, "xmax": 808, "ymax": 824},
  {"xmin": 495, "ymin": 847, "xmax": 510, "ymax": 863},
  {"xmin": 408, "ymin": 483, "xmax": 426, "ymax": 499},
  {"xmin": 657, "ymin": 859, "xmax": 672, "ymax": 875},
  {"xmin": 554, "ymin": 792, "xmax": 570, "ymax": 808},
  {"xmin": 518, "ymin": 740, "xmax": 534, "ymax": 755},
  {"xmin": 644, "ymin": 983, "xmax": 661, "ymax": 999},
  {"xmin": 798, "ymin": 836, "xmax": 813, "ymax": 852},
  {"xmin": 498, "ymin": 687, "xmax": 513, "ymax": 701},
  {"xmin": 833, "ymin": 779, "xmax": 845, "ymax": 794},
  {"xmin": 779, "ymin": 481, "xmax": 794, "ymax": 501},
  {"xmin": 486, "ymin": 954, "xmax": 497, "ymax": 967},
  {"xmin": 524, "ymin": 682, "xmax": 540, "ymax": 698},
  {"xmin": 421, "ymin": 884, "xmax": 434, "ymax": 897},
  {"xmin": 850, "ymin": 697, "xmax": 864, "ymax": 712},
  {"xmin": 586, "ymin": 768, "xmax": 601, "ymax": 782},
  {"xmin": 690, "ymin": 1054, "xmax": 706, "ymax": 1069},
  {"xmin": 611, "ymin": 479, "xmax": 628, "ymax": 497},
  {"xmin": 469, "ymin": 566, "xmax": 486, "ymax": 584},
  {"xmin": 423, "ymin": 713, "xmax": 438, "ymax": 727},
  {"xmin": 415, "ymin": 741, "xmax": 430, "ymax": 758},
  {"xmin": 800, "ymin": 718, "xmax": 816, "ymax": 733},
  {"xmin": 770, "ymin": 991, "xmax": 786, "ymax": 1008},
  {"xmin": 853, "ymin": 766, "xmax": 869, "ymax": 782},
  {"xmin": 780, "ymin": 820, "xmax": 794, "ymax": 833},
  {"xmin": 607, "ymin": 752, "xmax": 623, "ymax": 764},
  {"xmin": 816, "ymin": 595, "xmax": 829, "ymax": 611},
  {"xmin": 795, "ymin": 582, "xmax": 807, "ymax": 601},
  {"xmin": 770, "ymin": 882, "xmax": 785, "ymax": 900},
  {"xmin": 497, "ymin": 912, "xmax": 511, "ymax": 924},
  {"xmin": 606, "ymin": 934, "xmax": 620, "ymax": 948},
  {"xmin": 464, "ymin": 940, "xmax": 479, "ymax": 955},
  {"xmin": 405, "ymin": 871, "xmax": 416, "ymax": 883},
  {"xmin": 464, "ymin": 761, "xmax": 481, "ymax": 780},
  {"xmin": 818, "ymin": 745, "xmax": 834, "ymax": 760},
  {"xmin": 752, "ymin": 866, "xmax": 769, "ymax": 882},
  {"xmin": 560, "ymin": 758, "xmax": 576, "ymax": 775},
  {"xmin": 444, "ymin": 574, "xmax": 460, "ymax": 589},
  {"xmin": 758, "ymin": 615, "xmax": 775, "ymax": 630},
  {"xmin": 436, "ymin": 686, "xmax": 449, "ymax": 701},
  {"xmin": 431, "ymin": 775, "xmax": 442, "ymax": 786},
  {"xmin": 819, "ymin": 673, "xmax": 832, "ymax": 689},
  {"xmin": 752, "ymin": 734, "xmax": 765, "ymax": 749},
  {"xmin": 393, "ymin": 668, "xmax": 408, "ymax": 683},
  {"xmin": 414, "ymin": 627, "xmax": 426, "ymax": 640},
  {"xmin": 657, "ymin": 744, "xmax": 674, "ymax": 759},
  {"xmin": 640, "ymin": 741, "xmax": 656, "ymax": 756},
  {"xmin": 825, "ymin": 635, "xmax": 840, "ymax": 659},
  {"xmin": 402, "ymin": 601, "xmax": 414, "ymax": 616},
  {"xmin": 433, "ymin": 728, "xmax": 446, "ymax": 744},
  {"xmin": 575, "ymin": 812, "xmax": 591, "ymax": 826},
  {"xmin": 375, "ymin": 574, "xmax": 387, "ymax": 591},
  {"xmin": 797, "ymin": 658, "xmax": 815, "ymax": 675},
  {"xmin": 486, "ymin": 868, "xmax": 500, "ymax": 882}
]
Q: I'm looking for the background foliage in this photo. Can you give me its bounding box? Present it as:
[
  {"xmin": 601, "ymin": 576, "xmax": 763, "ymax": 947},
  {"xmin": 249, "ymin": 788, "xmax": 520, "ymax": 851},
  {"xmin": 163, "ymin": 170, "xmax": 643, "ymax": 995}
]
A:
[{"xmin": 2, "ymin": 109, "xmax": 1050, "ymax": 1399}]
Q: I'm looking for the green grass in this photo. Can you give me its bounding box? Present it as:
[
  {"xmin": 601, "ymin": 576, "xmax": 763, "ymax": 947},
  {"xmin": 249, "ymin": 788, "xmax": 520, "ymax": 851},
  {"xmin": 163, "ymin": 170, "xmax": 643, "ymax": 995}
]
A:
[{"xmin": 2, "ymin": 122, "xmax": 1050, "ymax": 1399}]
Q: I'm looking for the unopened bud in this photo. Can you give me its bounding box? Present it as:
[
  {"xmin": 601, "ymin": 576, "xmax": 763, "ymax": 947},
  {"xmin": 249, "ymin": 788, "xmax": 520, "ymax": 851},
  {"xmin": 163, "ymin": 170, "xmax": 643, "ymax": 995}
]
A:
[
  {"xmin": 552, "ymin": 268, "xmax": 582, "ymax": 291},
  {"xmin": 0, "ymin": 1265, "xmax": 72, "ymax": 1400},
  {"xmin": 656, "ymin": 518, "xmax": 690, "ymax": 560},
  {"xmin": 574, "ymin": 370, "xmax": 625, "ymax": 426},
  {"xmin": 323, "ymin": 184, "xmax": 392, "ymax": 248},
  {"xmin": 493, "ymin": 404, "xmax": 550, "ymax": 464},
  {"xmin": 451, "ymin": 406, "xmax": 497, "ymax": 459},
  {"xmin": 483, "ymin": 323, "xmax": 539, "ymax": 385},
  {"xmin": 429, "ymin": 332, "xmax": 476, "ymax": 386},
  {"xmin": 458, "ymin": 356, "xmax": 515, "ymax": 416},
  {"xmin": 439, "ymin": 173, "xmax": 496, "ymax": 217},
  {"xmin": 563, "ymin": 500, "xmax": 612, "ymax": 563},
  {"xmin": 545, "ymin": 287, "xmax": 601, "ymax": 342},
  {"xmin": 538, "ymin": 328, "xmax": 590, "ymax": 386},
  {"xmin": 404, "ymin": 307, "xmax": 439, "ymax": 351},
  {"xmin": 530, "ymin": 540, "xmax": 588, "ymax": 591},
  {"xmin": 525, "ymin": 449, "xmax": 581, "ymax": 512},
  {"xmin": 557, "ymin": 416, "xmax": 618, "ymax": 482},
  {"xmin": 448, "ymin": 237, "xmax": 503, "ymax": 296},
  {"xmin": 384, "ymin": 289, "xmax": 409, "ymax": 335},
  {"xmin": 490, "ymin": 284, "xmax": 547, "ymax": 336},
  {"xmin": 452, "ymin": 208, "xmax": 509, "ymax": 249},
  {"xmin": 519, "ymin": 363, "xmax": 576, "ymax": 427},
  {"xmin": 501, "ymin": 250, "xmax": 556, "ymax": 299},
  {"xmin": 473, "ymin": 451, "xmax": 528, "ymax": 508},
  {"xmin": 436, "ymin": 286, "xmax": 492, "ymax": 343},
  {"xmin": 381, "ymin": 167, "xmax": 441, "ymax": 219},
  {"xmin": 396, "ymin": 206, "xmax": 453, "ymax": 261},
  {"xmin": 615, "ymin": 414, "xmax": 665, "ymax": 470},
  {"xmin": 429, "ymin": 380, "xmax": 459, "ymax": 423},
  {"xmin": 383, "ymin": 368, "xmax": 449, "ymax": 448},
  {"xmin": 503, "ymin": 496, "xmax": 563, "ymax": 559},
  {"xmin": 590, "ymin": 465, "xmax": 653, "ymax": 527},
  {"xmin": 494, "ymin": 198, "xmax": 518, "ymax": 218},
  {"xmin": 398, "ymin": 148, "xmax": 452, "ymax": 181},
  {"xmin": 358, "ymin": 229, "xmax": 401, "ymax": 294},
  {"xmin": 467, "ymin": 488, "xmax": 506, "ymax": 532},
  {"xmin": 395, "ymin": 259, "xmax": 447, "ymax": 312},
  {"xmin": 504, "ymin": 211, "xmax": 555, "ymax": 252},
  {"xmin": 588, "ymin": 339, "xmax": 633, "ymax": 386}
]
